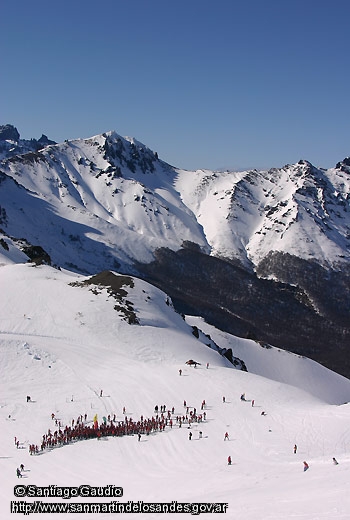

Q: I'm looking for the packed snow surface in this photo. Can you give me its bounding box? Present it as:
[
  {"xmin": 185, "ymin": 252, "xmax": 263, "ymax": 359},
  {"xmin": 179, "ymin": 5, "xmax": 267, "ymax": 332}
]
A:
[{"xmin": 1, "ymin": 263, "xmax": 350, "ymax": 519}]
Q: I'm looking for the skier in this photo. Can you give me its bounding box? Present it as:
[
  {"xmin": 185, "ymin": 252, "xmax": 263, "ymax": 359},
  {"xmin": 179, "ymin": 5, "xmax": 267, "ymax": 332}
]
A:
[
  {"xmin": 20, "ymin": 464, "xmax": 24, "ymax": 472},
  {"xmin": 222, "ymin": 396, "xmax": 226, "ymax": 403},
  {"xmin": 251, "ymin": 399, "xmax": 255, "ymax": 407},
  {"xmin": 227, "ymin": 456, "xmax": 232, "ymax": 465},
  {"xmin": 138, "ymin": 433, "xmax": 141, "ymax": 442},
  {"xmin": 224, "ymin": 432, "xmax": 229, "ymax": 441},
  {"xmin": 303, "ymin": 461, "xmax": 309, "ymax": 472},
  {"xmin": 332, "ymin": 457, "xmax": 339, "ymax": 465},
  {"xmin": 294, "ymin": 444, "xmax": 297, "ymax": 454},
  {"xmin": 100, "ymin": 390, "xmax": 103, "ymax": 397},
  {"xmin": 189, "ymin": 431, "xmax": 192, "ymax": 440},
  {"xmin": 179, "ymin": 369, "xmax": 182, "ymax": 376},
  {"xmin": 199, "ymin": 431, "xmax": 202, "ymax": 439},
  {"xmin": 240, "ymin": 393, "xmax": 245, "ymax": 401},
  {"xmin": 206, "ymin": 363, "xmax": 209, "ymax": 369},
  {"xmin": 16, "ymin": 468, "xmax": 22, "ymax": 478}
]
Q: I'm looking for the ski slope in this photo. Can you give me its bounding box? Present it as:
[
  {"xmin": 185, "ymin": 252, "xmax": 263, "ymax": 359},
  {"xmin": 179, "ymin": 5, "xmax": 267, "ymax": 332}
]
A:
[{"xmin": 1, "ymin": 263, "xmax": 350, "ymax": 519}]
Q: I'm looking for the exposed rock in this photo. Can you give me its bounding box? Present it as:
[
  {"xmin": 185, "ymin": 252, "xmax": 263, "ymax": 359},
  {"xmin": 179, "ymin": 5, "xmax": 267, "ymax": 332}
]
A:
[
  {"xmin": 0, "ymin": 124, "xmax": 20, "ymax": 141},
  {"xmin": 37, "ymin": 134, "xmax": 56, "ymax": 147}
]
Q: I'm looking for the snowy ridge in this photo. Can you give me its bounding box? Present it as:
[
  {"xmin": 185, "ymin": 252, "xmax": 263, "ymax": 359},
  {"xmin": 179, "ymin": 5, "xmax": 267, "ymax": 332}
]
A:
[
  {"xmin": 1, "ymin": 263, "xmax": 350, "ymax": 519},
  {"xmin": 0, "ymin": 132, "xmax": 210, "ymax": 272},
  {"xmin": 0, "ymin": 129, "xmax": 349, "ymax": 274},
  {"xmin": 176, "ymin": 160, "xmax": 350, "ymax": 269}
]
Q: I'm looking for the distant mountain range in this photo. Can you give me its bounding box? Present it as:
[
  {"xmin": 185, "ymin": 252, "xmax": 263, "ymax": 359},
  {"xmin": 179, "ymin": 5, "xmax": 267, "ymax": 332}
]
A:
[{"xmin": 0, "ymin": 124, "xmax": 349, "ymax": 377}]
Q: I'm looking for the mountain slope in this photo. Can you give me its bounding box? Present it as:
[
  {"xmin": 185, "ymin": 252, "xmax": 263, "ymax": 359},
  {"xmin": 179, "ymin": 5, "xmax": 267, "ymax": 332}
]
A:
[
  {"xmin": 175, "ymin": 159, "xmax": 350, "ymax": 269},
  {"xmin": 0, "ymin": 132, "xmax": 209, "ymax": 272},
  {"xmin": 1, "ymin": 263, "xmax": 350, "ymax": 519},
  {"xmin": 0, "ymin": 125, "xmax": 349, "ymax": 376}
]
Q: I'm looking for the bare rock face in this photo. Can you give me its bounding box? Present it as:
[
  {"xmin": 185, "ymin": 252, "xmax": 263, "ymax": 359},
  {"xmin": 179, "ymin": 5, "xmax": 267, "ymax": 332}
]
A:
[
  {"xmin": 37, "ymin": 134, "xmax": 56, "ymax": 147},
  {"xmin": 0, "ymin": 124, "xmax": 20, "ymax": 141}
]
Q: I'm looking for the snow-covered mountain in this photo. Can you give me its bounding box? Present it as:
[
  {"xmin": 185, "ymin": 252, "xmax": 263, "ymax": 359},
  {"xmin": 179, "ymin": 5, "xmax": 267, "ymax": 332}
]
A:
[
  {"xmin": 1, "ymin": 126, "xmax": 349, "ymax": 272},
  {"xmin": 1, "ymin": 124, "xmax": 350, "ymax": 518},
  {"xmin": 0, "ymin": 125, "xmax": 349, "ymax": 376},
  {"xmin": 176, "ymin": 159, "xmax": 350, "ymax": 269},
  {"xmin": 1, "ymin": 262, "xmax": 350, "ymax": 519},
  {"xmin": 0, "ymin": 130, "xmax": 209, "ymax": 271}
]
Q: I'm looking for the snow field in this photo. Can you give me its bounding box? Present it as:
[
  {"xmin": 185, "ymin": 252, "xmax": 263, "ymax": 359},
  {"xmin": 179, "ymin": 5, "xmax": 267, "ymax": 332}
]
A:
[{"xmin": 1, "ymin": 263, "xmax": 350, "ymax": 519}]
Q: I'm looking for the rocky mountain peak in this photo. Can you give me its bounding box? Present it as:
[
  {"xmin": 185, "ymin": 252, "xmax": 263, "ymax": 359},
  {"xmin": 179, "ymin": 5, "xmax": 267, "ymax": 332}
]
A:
[
  {"xmin": 0, "ymin": 124, "xmax": 20, "ymax": 142},
  {"xmin": 335, "ymin": 157, "xmax": 350, "ymax": 173}
]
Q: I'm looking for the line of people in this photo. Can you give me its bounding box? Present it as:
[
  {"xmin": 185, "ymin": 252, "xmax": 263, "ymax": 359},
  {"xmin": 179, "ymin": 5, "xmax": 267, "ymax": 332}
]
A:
[
  {"xmin": 28, "ymin": 400, "xmax": 208, "ymax": 455},
  {"xmin": 29, "ymin": 415, "xmax": 166, "ymax": 454}
]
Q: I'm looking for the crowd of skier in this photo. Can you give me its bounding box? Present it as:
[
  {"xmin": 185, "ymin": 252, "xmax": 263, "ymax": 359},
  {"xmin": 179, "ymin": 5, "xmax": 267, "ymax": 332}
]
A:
[
  {"xmin": 28, "ymin": 400, "xmax": 207, "ymax": 455},
  {"xmin": 19, "ymin": 371, "xmax": 341, "ymax": 473}
]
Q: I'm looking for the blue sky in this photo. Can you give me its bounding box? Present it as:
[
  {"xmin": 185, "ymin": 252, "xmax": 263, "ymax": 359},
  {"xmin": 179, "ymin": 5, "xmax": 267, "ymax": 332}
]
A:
[{"xmin": 1, "ymin": 0, "xmax": 349, "ymax": 170}]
